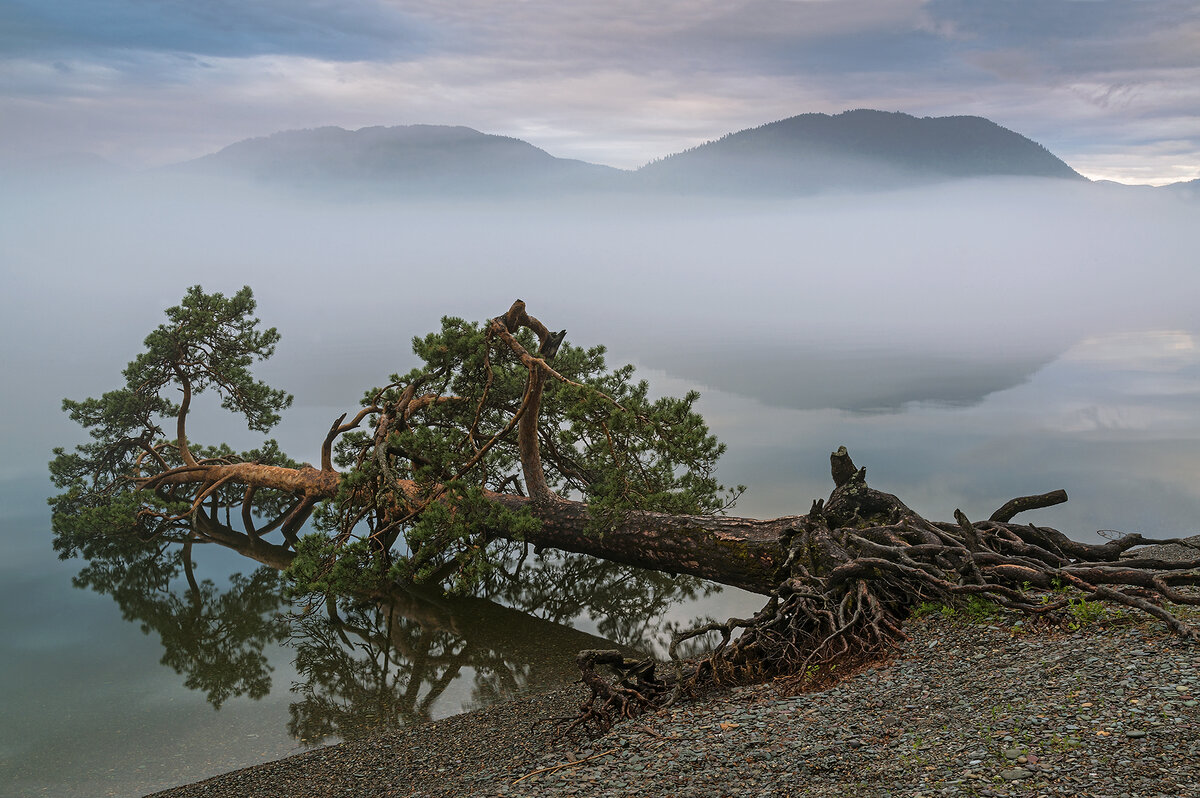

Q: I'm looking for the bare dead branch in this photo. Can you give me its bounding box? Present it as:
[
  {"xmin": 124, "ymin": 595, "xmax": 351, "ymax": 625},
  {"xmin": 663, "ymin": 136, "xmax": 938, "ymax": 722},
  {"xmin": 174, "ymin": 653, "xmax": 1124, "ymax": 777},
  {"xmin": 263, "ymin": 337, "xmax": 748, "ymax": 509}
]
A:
[{"xmin": 989, "ymin": 489, "xmax": 1069, "ymax": 522}]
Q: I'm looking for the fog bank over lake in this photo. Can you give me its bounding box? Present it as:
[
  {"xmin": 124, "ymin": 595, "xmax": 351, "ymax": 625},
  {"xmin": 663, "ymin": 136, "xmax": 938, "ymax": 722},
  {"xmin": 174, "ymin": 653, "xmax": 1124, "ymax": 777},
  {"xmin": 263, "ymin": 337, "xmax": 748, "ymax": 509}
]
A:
[
  {"xmin": 3, "ymin": 175, "xmax": 1197, "ymax": 515},
  {"xmin": 4, "ymin": 174, "xmax": 1199, "ymax": 510},
  {"xmin": 3, "ymin": 174, "xmax": 1195, "ymax": 467}
]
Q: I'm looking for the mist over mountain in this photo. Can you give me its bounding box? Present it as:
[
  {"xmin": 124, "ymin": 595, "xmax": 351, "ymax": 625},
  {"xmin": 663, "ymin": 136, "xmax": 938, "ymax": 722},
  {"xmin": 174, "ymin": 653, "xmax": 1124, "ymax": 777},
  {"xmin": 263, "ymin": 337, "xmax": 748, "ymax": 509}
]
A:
[
  {"xmin": 175, "ymin": 124, "xmax": 625, "ymax": 196},
  {"xmin": 170, "ymin": 111, "xmax": 1087, "ymax": 198},
  {"xmin": 1162, "ymin": 178, "xmax": 1200, "ymax": 200},
  {"xmin": 636, "ymin": 110, "xmax": 1083, "ymax": 194}
]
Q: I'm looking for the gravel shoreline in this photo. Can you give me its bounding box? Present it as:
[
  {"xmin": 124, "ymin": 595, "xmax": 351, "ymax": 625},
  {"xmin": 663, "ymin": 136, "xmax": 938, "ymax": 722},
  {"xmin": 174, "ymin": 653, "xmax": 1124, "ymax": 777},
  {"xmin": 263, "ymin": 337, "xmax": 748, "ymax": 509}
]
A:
[{"xmin": 149, "ymin": 598, "xmax": 1198, "ymax": 798}]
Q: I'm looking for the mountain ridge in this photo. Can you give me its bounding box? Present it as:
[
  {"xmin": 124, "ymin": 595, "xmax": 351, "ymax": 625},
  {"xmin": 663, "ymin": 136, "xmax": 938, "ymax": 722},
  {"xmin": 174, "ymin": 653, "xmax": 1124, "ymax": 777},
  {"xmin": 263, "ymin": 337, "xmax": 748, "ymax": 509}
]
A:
[
  {"xmin": 175, "ymin": 123, "xmax": 624, "ymax": 195},
  {"xmin": 634, "ymin": 110, "xmax": 1082, "ymax": 194},
  {"xmin": 166, "ymin": 111, "xmax": 1096, "ymax": 197}
]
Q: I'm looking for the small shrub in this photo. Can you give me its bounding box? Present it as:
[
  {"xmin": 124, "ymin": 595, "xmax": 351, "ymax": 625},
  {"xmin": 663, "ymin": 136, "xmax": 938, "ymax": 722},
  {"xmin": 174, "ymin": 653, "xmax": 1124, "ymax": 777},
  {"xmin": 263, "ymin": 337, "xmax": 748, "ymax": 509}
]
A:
[
  {"xmin": 911, "ymin": 596, "xmax": 1000, "ymax": 623},
  {"xmin": 1067, "ymin": 596, "xmax": 1108, "ymax": 629},
  {"xmin": 963, "ymin": 595, "xmax": 1000, "ymax": 621}
]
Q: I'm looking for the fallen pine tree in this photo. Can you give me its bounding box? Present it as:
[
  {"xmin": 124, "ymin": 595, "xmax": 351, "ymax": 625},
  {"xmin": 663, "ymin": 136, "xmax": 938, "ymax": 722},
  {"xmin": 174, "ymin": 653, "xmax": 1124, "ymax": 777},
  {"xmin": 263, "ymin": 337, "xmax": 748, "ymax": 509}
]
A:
[{"xmin": 51, "ymin": 287, "xmax": 1199, "ymax": 733}]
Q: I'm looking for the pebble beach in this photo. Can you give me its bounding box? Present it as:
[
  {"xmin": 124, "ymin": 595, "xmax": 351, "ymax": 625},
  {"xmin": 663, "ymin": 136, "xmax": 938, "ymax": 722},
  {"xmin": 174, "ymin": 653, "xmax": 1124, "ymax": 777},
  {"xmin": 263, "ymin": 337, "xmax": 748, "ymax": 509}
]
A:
[{"xmin": 148, "ymin": 602, "xmax": 1198, "ymax": 798}]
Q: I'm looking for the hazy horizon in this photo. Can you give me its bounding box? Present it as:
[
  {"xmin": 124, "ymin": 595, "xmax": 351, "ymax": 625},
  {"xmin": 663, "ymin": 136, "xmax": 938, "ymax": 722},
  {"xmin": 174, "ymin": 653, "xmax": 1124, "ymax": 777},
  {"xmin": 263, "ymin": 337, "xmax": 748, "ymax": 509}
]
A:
[{"xmin": 5, "ymin": 114, "xmax": 1196, "ymax": 191}]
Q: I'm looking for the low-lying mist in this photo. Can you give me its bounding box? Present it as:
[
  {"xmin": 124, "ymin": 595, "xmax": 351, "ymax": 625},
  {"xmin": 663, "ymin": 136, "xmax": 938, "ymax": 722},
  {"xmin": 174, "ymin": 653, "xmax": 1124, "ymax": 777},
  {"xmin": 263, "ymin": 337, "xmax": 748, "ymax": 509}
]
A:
[{"xmin": 4, "ymin": 171, "xmax": 1198, "ymax": 536}]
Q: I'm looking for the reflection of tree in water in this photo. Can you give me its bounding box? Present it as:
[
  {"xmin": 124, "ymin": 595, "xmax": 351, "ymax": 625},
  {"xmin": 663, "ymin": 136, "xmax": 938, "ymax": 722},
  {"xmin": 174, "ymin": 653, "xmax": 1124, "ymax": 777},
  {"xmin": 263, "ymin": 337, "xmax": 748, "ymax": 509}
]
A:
[
  {"xmin": 286, "ymin": 549, "xmax": 725, "ymax": 745},
  {"xmin": 68, "ymin": 522, "xmax": 724, "ymax": 744},
  {"xmin": 70, "ymin": 532, "xmax": 288, "ymax": 708},
  {"xmin": 478, "ymin": 548, "xmax": 722, "ymax": 654},
  {"xmin": 288, "ymin": 595, "xmax": 468, "ymax": 744}
]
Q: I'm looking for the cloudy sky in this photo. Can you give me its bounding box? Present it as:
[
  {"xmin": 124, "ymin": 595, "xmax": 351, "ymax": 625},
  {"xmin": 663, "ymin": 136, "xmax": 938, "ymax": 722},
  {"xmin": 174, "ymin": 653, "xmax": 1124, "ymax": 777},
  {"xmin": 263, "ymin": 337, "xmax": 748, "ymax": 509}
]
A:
[{"xmin": 2, "ymin": 0, "xmax": 1199, "ymax": 183}]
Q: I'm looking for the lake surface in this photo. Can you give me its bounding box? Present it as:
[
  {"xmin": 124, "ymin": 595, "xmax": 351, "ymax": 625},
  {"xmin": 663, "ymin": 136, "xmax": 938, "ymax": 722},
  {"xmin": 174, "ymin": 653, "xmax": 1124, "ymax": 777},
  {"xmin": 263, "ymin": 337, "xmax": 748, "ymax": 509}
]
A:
[{"xmin": 1, "ymin": 176, "xmax": 1198, "ymax": 797}]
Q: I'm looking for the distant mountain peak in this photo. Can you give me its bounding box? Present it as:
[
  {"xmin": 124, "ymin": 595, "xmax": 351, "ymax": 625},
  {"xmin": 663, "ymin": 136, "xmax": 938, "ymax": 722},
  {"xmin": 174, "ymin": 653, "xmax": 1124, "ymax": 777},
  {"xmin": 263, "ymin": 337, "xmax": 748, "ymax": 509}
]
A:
[
  {"xmin": 637, "ymin": 110, "xmax": 1082, "ymax": 194},
  {"xmin": 178, "ymin": 124, "xmax": 622, "ymax": 196}
]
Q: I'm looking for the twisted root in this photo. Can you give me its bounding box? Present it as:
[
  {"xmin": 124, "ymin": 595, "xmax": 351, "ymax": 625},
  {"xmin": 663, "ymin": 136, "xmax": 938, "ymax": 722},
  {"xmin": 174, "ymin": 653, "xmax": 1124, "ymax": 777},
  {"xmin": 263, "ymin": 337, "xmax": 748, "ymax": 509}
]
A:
[{"xmin": 566, "ymin": 448, "xmax": 1198, "ymax": 738}]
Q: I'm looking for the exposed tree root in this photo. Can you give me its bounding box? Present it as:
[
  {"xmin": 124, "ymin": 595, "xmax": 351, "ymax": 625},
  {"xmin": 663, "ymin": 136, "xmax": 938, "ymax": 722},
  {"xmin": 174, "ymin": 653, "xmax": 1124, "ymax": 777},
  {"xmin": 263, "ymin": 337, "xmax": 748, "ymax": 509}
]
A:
[
  {"xmin": 568, "ymin": 447, "xmax": 1200, "ymax": 738},
  {"xmin": 562, "ymin": 649, "xmax": 668, "ymax": 738}
]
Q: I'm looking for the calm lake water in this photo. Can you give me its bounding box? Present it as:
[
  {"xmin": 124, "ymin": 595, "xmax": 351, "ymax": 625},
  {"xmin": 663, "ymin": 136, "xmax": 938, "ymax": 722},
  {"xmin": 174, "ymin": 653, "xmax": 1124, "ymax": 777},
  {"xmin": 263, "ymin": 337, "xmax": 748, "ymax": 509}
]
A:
[
  {"xmin": 2, "ymin": 176, "xmax": 1198, "ymax": 797},
  {"xmin": 0, "ymin": 475, "xmax": 764, "ymax": 798}
]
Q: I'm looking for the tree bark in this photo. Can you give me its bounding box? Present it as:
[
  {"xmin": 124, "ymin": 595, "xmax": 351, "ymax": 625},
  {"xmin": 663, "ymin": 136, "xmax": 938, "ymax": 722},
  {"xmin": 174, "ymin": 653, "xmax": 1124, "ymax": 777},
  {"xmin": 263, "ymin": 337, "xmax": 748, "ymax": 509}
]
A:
[
  {"xmin": 145, "ymin": 460, "xmax": 789, "ymax": 593},
  {"xmin": 491, "ymin": 494, "xmax": 789, "ymax": 594}
]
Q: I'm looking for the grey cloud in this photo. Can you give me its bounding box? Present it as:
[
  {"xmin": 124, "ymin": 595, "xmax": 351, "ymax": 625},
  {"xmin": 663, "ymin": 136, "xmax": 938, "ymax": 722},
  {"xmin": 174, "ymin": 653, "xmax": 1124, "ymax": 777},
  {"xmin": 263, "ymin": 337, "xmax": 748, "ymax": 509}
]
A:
[
  {"xmin": 928, "ymin": 0, "xmax": 1192, "ymax": 43},
  {"xmin": 655, "ymin": 1, "xmax": 952, "ymax": 77},
  {"xmin": 928, "ymin": 0, "xmax": 1200, "ymax": 74},
  {"xmin": 403, "ymin": 0, "xmax": 1195, "ymax": 90},
  {"xmin": 0, "ymin": 0, "xmax": 429, "ymax": 62},
  {"xmin": 672, "ymin": 27, "xmax": 952, "ymax": 79},
  {"xmin": 392, "ymin": 0, "xmax": 939, "ymax": 76}
]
